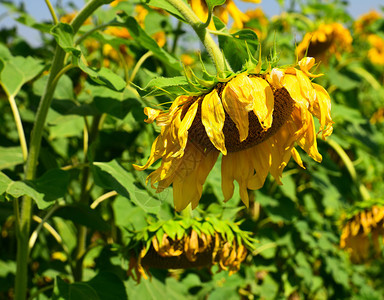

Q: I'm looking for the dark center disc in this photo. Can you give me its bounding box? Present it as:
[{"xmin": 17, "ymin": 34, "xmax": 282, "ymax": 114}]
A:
[{"xmin": 182, "ymin": 85, "xmax": 295, "ymax": 153}]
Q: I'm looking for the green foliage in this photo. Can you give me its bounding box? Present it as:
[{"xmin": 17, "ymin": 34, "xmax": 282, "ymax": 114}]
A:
[{"xmin": 1, "ymin": 0, "xmax": 384, "ymax": 299}]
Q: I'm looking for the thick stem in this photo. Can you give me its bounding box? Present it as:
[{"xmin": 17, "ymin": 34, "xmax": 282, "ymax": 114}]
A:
[
  {"xmin": 165, "ymin": 0, "xmax": 226, "ymax": 73},
  {"xmin": 15, "ymin": 1, "xmax": 110, "ymax": 298}
]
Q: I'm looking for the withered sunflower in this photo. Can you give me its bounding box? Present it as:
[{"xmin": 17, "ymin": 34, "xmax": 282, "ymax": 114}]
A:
[
  {"xmin": 340, "ymin": 205, "xmax": 384, "ymax": 263},
  {"xmin": 134, "ymin": 57, "xmax": 333, "ymax": 211},
  {"xmin": 296, "ymin": 23, "xmax": 352, "ymax": 63}
]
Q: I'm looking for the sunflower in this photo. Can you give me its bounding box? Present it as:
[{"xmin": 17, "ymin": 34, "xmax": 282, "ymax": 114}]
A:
[
  {"xmin": 134, "ymin": 57, "xmax": 332, "ymax": 211},
  {"xmin": 189, "ymin": 0, "xmax": 261, "ymax": 29},
  {"xmin": 296, "ymin": 23, "xmax": 352, "ymax": 63},
  {"xmin": 367, "ymin": 34, "xmax": 384, "ymax": 66},
  {"xmin": 340, "ymin": 205, "xmax": 384, "ymax": 263},
  {"xmin": 354, "ymin": 10, "xmax": 382, "ymax": 35},
  {"xmin": 244, "ymin": 8, "xmax": 269, "ymax": 40}
]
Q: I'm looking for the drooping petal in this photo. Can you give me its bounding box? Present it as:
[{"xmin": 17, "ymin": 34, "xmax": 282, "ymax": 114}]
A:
[
  {"xmin": 144, "ymin": 107, "xmax": 161, "ymax": 123},
  {"xmin": 172, "ymin": 144, "xmax": 219, "ymax": 211},
  {"xmin": 247, "ymin": 141, "xmax": 272, "ymax": 190},
  {"xmin": 291, "ymin": 147, "xmax": 305, "ymax": 169},
  {"xmin": 296, "ymin": 112, "xmax": 322, "ymax": 163},
  {"xmin": 221, "ymin": 150, "xmax": 254, "ymax": 207},
  {"xmin": 249, "ymin": 76, "xmax": 274, "ymax": 130},
  {"xmin": 298, "ymin": 57, "xmax": 323, "ymax": 78},
  {"xmin": 178, "ymin": 100, "xmax": 199, "ymax": 151},
  {"xmin": 267, "ymin": 68, "xmax": 285, "ymax": 88},
  {"xmin": 133, "ymin": 135, "xmax": 166, "ymax": 171},
  {"xmin": 222, "ymin": 74, "xmax": 253, "ymax": 141},
  {"xmin": 284, "ymin": 74, "xmax": 310, "ymax": 109},
  {"xmin": 201, "ymin": 90, "xmax": 227, "ymax": 154},
  {"xmin": 312, "ymin": 83, "xmax": 333, "ymax": 139},
  {"xmin": 296, "ymin": 69, "xmax": 316, "ymax": 105}
]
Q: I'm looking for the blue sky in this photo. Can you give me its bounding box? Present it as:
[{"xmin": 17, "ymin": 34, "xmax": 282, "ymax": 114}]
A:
[{"xmin": 0, "ymin": 0, "xmax": 383, "ymax": 47}]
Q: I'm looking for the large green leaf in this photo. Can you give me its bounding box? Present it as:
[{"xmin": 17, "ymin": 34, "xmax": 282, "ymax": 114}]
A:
[
  {"xmin": 93, "ymin": 160, "xmax": 163, "ymax": 214},
  {"xmin": 51, "ymin": 22, "xmax": 81, "ymax": 56},
  {"xmin": 30, "ymin": 169, "xmax": 70, "ymax": 202},
  {"xmin": 0, "ymin": 147, "xmax": 23, "ymax": 170},
  {"xmin": 120, "ymin": 15, "xmax": 181, "ymax": 70},
  {"xmin": 214, "ymin": 17, "xmax": 259, "ymax": 72},
  {"xmin": 53, "ymin": 277, "xmax": 99, "ymax": 300},
  {"xmin": 86, "ymin": 272, "xmax": 127, "ymax": 300}
]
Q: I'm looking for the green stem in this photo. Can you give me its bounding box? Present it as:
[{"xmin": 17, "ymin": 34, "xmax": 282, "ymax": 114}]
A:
[
  {"xmin": 129, "ymin": 51, "xmax": 153, "ymax": 83},
  {"xmin": 327, "ymin": 139, "xmax": 370, "ymax": 201},
  {"xmin": 44, "ymin": 0, "xmax": 59, "ymax": 24},
  {"xmin": 164, "ymin": 0, "xmax": 227, "ymax": 74},
  {"xmin": 73, "ymin": 115, "xmax": 101, "ymax": 282},
  {"xmin": 8, "ymin": 95, "xmax": 28, "ymax": 161},
  {"xmin": 14, "ymin": 1, "xmax": 110, "ymax": 299}
]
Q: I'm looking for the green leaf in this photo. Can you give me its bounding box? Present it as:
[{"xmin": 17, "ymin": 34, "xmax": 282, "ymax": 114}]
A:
[
  {"xmin": 93, "ymin": 160, "xmax": 162, "ymax": 214},
  {"xmin": 53, "ymin": 277, "xmax": 100, "ymax": 300},
  {"xmin": 214, "ymin": 17, "xmax": 259, "ymax": 71},
  {"xmin": 121, "ymin": 15, "xmax": 181, "ymax": 70},
  {"xmin": 0, "ymin": 146, "xmax": 23, "ymax": 170},
  {"xmin": 142, "ymin": 75, "xmax": 196, "ymax": 96},
  {"xmin": 0, "ymin": 55, "xmax": 44, "ymax": 97},
  {"xmin": 206, "ymin": 0, "xmax": 225, "ymax": 11},
  {"xmin": 142, "ymin": 0, "xmax": 186, "ymax": 22},
  {"xmin": 30, "ymin": 169, "xmax": 70, "ymax": 202},
  {"xmin": 50, "ymin": 22, "xmax": 80, "ymax": 56},
  {"xmin": 0, "ymin": 171, "xmax": 54, "ymax": 209},
  {"xmin": 86, "ymin": 272, "xmax": 128, "ymax": 300},
  {"xmin": 33, "ymin": 74, "xmax": 74, "ymax": 100},
  {"xmin": 54, "ymin": 204, "xmax": 110, "ymax": 231}
]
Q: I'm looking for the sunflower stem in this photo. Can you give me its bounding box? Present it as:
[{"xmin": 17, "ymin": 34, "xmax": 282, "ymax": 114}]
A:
[
  {"xmin": 14, "ymin": 1, "xmax": 111, "ymax": 298},
  {"xmin": 164, "ymin": 0, "xmax": 227, "ymax": 74},
  {"xmin": 327, "ymin": 139, "xmax": 370, "ymax": 201}
]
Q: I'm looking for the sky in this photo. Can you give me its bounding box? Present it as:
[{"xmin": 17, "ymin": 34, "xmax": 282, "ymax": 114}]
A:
[{"xmin": 0, "ymin": 0, "xmax": 383, "ymax": 47}]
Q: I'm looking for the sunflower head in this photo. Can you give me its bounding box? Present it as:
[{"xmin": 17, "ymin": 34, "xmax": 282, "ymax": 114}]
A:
[
  {"xmin": 134, "ymin": 54, "xmax": 333, "ymax": 212},
  {"xmin": 340, "ymin": 200, "xmax": 384, "ymax": 263},
  {"xmin": 296, "ymin": 23, "xmax": 352, "ymax": 63},
  {"xmin": 126, "ymin": 216, "xmax": 256, "ymax": 282},
  {"xmin": 354, "ymin": 10, "xmax": 382, "ymax": 35},
  {"xmin": 367, "ymin": 34, "xmax": 384, "ymax": 66}
]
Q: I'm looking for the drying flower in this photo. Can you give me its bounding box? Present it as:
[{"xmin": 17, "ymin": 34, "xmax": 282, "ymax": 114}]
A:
[
  {"xmin": 296, "ymin": 23, "xmax": 352, "ymax": 63},
  {"xmin": 340, "ymin": 205, "xmax": 384, "ymax": 263},
  {"xmin": 134, "ymin": 57, "xmax": 333, "ymax": 211}
]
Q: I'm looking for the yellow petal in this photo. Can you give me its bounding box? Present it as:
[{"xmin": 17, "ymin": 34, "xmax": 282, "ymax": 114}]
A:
[
  {"xmin": 201, "ymin": 90, "xmax": 227, "ymax": 154},
  {"xmin": 298, "ymin": 57, "xmax": 323, "ymax": 78},
  {"xmin": 247, "ymin": 142, "xmax": 271, "ymax": 190},
  {"xmin": 221, "ymin": 150, "xmax": 253, "ymax": 206},
  {"xmin": 284, "ymin": 75, "xmax": 310, "ymax": 108},
  {"xmin": 222, "ymin": 74, "xmax": 253, "ymax": 141},
  {"xmin": 178, "ymin": 100, "xmax": 199, "ymax": 151},
  {"xmin": 296, "ymin": 70, "xmax": 316, "ymax": 105},
  {"xmin": 173, "ymin": 144, "xmax": 218, "ymax": 211},
  {"xmin": 144, "ymin": 107, "xmax": 161, "ymax": 123},
  {"xmin": 291, "ymin": 147, "xmax": 305, "ymax": 169},
  {"xmin": 133, "ymin": 134, "xmax": 166, "ymax": 171},
  {"xmin": 312, "ymin": 83, "xmax": 333, "ymax": 139},
  {"xmin": 226, "ymin": 0, "xmax": 249, "ymax": 29},
  {"xmin": 249, "ymin": 76, "xmax": 274, "ymax": 130},
  {"xmin": 297, "ymin": 112, "xmax": 322, "ymax": 163}
]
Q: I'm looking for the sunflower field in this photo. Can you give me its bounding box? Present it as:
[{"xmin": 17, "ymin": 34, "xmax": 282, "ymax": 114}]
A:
[{"xmin": 1, "ymin": 0, "xmax": 384, "ymax": 299}]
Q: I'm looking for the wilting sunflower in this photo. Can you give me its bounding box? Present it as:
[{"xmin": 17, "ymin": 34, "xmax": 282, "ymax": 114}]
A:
[
  {"xmin": 296, "ymin": 23, "xmax": 352, "ymax": 63},
  {"xmin": 134, "ymin": 57, "xmax": 333, "ymax": 211},
  {"xmin": 354, "ymin": 10, "xmax": 382, "ymax": 35},
  {"xmin": 340, "ymin": 205, "xmax": 384, "ymax": 263},
  {"xmin": 189, "ymin": 0, "xmax": 261, "ymax": 29},
  {"xmin": 127, "ymin": 216, "xmax": 254, "ymax": 282}
]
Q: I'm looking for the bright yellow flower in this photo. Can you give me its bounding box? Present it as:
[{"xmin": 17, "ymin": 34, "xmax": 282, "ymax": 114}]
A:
[
  {"xmin": 340, "ymin": 206, "xmax": 384, "ymax": 263},
  {"xmin": 189, "ymin": 0, "xmax": 260, "ymax": 29},
  {"xmin": 296, "ymin": 23, "xmax": 352, "ymax": 63},
  {"xmin": 354, "ymin": 10, "xmax": 382, "ymax": 35},
  {"xmin": 134, "ymin": 57, "xmax": 333, "ymax": 211},
  {"xmin": 371, "ymin": 107, "xmax": 384, "ymax": 124},
  {"xmin": 367, "ymin": 34, "xmax": 384, "ymax": 65}
]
